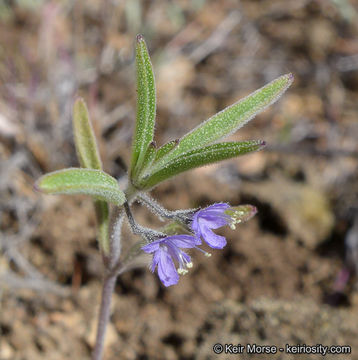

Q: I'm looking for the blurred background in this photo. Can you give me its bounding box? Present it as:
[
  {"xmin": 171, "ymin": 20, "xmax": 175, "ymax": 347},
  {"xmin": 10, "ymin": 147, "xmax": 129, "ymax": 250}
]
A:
[{"xmin": 1, "ymin": 0, "xmax": 358, "ymax": 359}]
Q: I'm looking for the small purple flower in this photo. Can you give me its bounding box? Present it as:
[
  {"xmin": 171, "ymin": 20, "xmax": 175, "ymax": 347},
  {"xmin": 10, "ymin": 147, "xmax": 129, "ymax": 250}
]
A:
[
  {"xmin": 142, "ymin": 204, "xmax": 256, "ymax": 286},
  {"xmin": 191, "ymin": 203, "xmax": 257, "ymax": 249},
  {"xmin": 191, "ymin": 203, "xmax": 231, "ymax": 249},
  {"xmin": 142, "ymin": 235, "xmax": 201, "ymax": 287}
]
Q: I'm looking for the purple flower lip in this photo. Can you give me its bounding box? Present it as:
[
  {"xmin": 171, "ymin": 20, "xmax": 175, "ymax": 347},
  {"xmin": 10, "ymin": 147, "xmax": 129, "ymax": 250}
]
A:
[
  {"xmin": 191, "ymin": 203, "xmax": 258, "ymax": 248},
  {"xmin": 191, "ymin": 203, "xmax": 231, "ymax": 249},
  {"xmin": 142, "ymin": 235, "xmax": 201, "ymax": 287}
]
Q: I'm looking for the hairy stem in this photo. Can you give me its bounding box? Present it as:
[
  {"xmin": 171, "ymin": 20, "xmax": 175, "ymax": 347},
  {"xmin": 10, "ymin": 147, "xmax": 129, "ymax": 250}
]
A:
[
  {"xmin": 106, "ymin": 206, "xmax": 124, "ymax": 269},
  {"xmin": 124, "ymin": 202, "xmax": 165, "ymax": 240},
  {"xmin": 92, "ymin": 273, "xmax": 117, "ymax": 360},
  {"xmin": 138, "ymin": 193, "xmax": 197, "ymax": 224},
  {"xmin": 138, "ymin": 193, "xmax": 172, "ymax": 220},
  {"xmin": 124, "ymin": 202, "xmax": 142, "ymax": 234}
]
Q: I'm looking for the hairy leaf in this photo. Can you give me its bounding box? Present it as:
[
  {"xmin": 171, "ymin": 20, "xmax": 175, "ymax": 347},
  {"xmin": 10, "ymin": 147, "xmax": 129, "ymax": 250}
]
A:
[
  {"xmin": 35, "ymin": 168, "xmax": 125, "ymax": 206},
  {"xmin": 94, "ymin": 200, "xmax": 110, "ymax": 253},
  {"xmin": 154, "ymin": 139, "xmax": 179, "ymax": 162},
  {"xmin": 73, "ymin": 98, "xmax": 102, "ymax": 170},
  {"xmin": 72, "ymin": 99, "xmax": 110, "ymax": 254},
  {"xmin": 130, "ymin": 34, "xmax": 156, "ymax": 178},
  {"xmin": 135, "ymin": 141, "xmax": 156, "ymax": 176},
  {"xmin": 139, "ymin": 140, "xmax": 265, "ymax": 189},
  {"xmin": 153, "ymin": 74, "xmax": 293, "ymax": 172}
]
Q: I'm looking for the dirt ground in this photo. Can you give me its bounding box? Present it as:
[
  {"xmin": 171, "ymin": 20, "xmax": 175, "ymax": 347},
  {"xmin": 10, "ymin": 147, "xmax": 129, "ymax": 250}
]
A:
[{"xmin": 1, "ymin": 1, "xmax": 358, "ymax": 359}]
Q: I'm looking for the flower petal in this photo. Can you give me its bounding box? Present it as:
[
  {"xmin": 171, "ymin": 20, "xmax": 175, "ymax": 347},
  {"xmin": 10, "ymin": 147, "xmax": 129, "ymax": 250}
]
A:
[
  {"xmin": 191, "ymin": 212, "xmax": 201, "ymax": 235},
  {"xmin": 167, "ymin": 234, "xmax": 201, "ymax": 248},
  {"xmin": 198, "ymin": 215, "xmax": 228, "ymax": 229},
  {"xmin": 142, "ymin": 241, "xmax": 160, "ymax": 253},
  {"xmin": 192, "ymin": 203, "xmax": 230, "ymax": 232},
  {"xmin": 204, "ymin": 203, "xmax": 230, "ymax": 212},
  {"xmin": 150, "ymin": 248, "xmax": 161, "ymax": 272},
  {"xmin": 157, "ymin": 249, "xmax": 179, "ymax": 286},
  {"xmin": 200, "ymin": 225, "xmax": 227, "ymax": 249}
]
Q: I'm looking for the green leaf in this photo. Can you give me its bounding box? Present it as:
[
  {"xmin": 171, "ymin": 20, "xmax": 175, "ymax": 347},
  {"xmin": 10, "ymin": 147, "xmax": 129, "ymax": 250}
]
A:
[
  {"xmin": 152, "ymin": 73, "xmax": 293, "ymax": 171},
  {"xmin": 135, "ymin": 141, "xmax": 156, "ymax": 176},
  {"xmin": 134, "ymin": 140, "xmax": 180, "ymax": 182},
  {"xmin": 35, "ymin": 168, "xmax": 125, "ymax": 206},
  {"xmin": 154, "ymin": 139, "xmax": 179, "ymax": 162},
  {"xmin": 72, "ymin": 99, "xmax": 111, "ymax": 254},
  {"xmin": 73, "ymin": 98, "xmax": 102, "ymax": 170},
  {"xmin": 139, "ymin": 140, "xmax": 265, "ymax": 189},
  {"xmin": 94, "ymin": 200, "xmax": 110, "ymax": 253},
  {"xmin": 130, "ymin": 34, "xmax": 156, "ymax": 178}
]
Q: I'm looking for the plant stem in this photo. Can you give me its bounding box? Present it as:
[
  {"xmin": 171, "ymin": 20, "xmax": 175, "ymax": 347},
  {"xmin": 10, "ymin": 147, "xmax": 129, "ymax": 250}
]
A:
[
  {"xmin": 92, "ymin": 273, "xmax": 117, "ymax": 360},
  {"xmin": 138, "ymin": 194, "xmax": 197, "ymax": 223},
  {"xmin": 107, "ymin": 207, "xmax": 124, "ymax": 269},
  {"xmin": 124, "ymin": 202, "xmax": 165, "ymax": 240}
]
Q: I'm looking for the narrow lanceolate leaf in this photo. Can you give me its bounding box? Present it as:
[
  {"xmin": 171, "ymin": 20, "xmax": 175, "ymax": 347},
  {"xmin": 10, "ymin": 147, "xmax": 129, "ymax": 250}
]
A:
[
  {"xmin": 135, "ymin": 141, "xmax": 156, "ymax": 177},
  {"xmin": 139, "ymin": 140, "xmax": 265, "ymax": 189},
  {"xmin": 135, "ymin": 139, "xmax": 180, "ymax": 182},
  {"xmin": 153, "ymin": 73, "xmax": 293, "ymax": 171},
  {"xmin": 72, "ymin": 98, "xmax": 110, "ymax": 254},
  {"xmin": 93, "ymin": 199, "xmax": 110, "ymax": 255},
  {"xmin": 35, "ymin": 168, "xmax": 125, "ymax": 206},
  {"xmin": 130, "ymin": 34, "xmax": 156, "ymax": 178},
  {"xmin": 154, "ymin": 139, "xmax": 179, "ymax": 162},
  {"xmin": 73, "ymin": 98, "xmax": 102, "ymax": 170},
  {"xmin": 94, "ymin": 200, "xmax": 110, "ymax": 253}
]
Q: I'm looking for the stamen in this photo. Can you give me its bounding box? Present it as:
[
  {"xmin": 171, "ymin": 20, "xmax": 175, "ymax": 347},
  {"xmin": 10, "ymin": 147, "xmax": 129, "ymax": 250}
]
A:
[
  {"xmin": 178, "ymin": 268, "xmax": 188, "ymax": 275},
  {"xmin": 177, "ymin": 252, "xmax": 193, "ymax": 275},
  {"xmin": 195, "ymin": 246, "xmax": 211, "ymax": 257}
]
